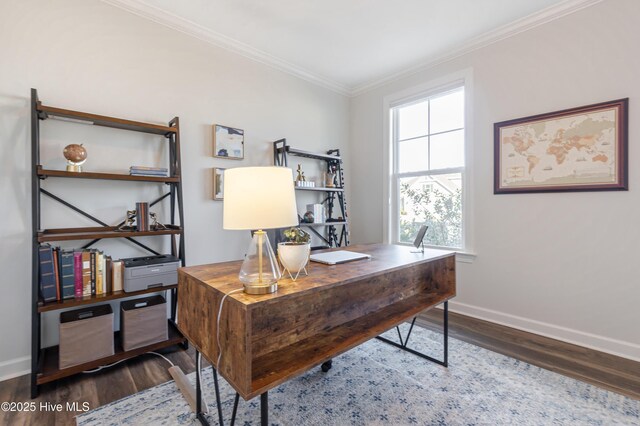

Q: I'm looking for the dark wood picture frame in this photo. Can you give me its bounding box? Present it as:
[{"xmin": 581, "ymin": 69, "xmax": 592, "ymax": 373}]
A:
[
  {"xmin": 494, "ymin": 98, "xmax": 628, "ymax": 194},
  {"xmin": 213, "ymin": 124, "xmax": 244, "ymax": 160}
]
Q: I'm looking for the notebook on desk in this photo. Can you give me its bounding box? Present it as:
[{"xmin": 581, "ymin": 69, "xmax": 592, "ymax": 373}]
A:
[{"xmin": 309, "ymin": 250, "xmax": 371, "ymax": 265}]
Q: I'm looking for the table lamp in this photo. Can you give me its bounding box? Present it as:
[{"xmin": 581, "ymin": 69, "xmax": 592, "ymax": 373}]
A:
[{"xmin": 223, "ymin": 167, "xmax": 298, "ymax": 294}]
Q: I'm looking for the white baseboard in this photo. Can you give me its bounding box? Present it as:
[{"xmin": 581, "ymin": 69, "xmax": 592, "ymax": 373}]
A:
[
  {"xmin": 0, "ymin": 356, "xmax": 30, "ymax": 383},
  {"xmin": 445, "ymin": 300, "xmax": 640, "ymax": 362}
]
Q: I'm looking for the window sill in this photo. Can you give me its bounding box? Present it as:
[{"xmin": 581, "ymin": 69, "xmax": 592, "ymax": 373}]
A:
[{"xmin": 392, "ymin": 242, "xmax": 476, "ymax": 263}]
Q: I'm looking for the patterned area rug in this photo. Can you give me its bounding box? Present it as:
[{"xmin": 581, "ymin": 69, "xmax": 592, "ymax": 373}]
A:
[{"xmin": 77, "ymin": 326, "xmax": 639, "ymax": 425}]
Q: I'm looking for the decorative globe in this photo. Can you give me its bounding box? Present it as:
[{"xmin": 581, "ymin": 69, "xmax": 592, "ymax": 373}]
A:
[
  {"xmin": 63, "ymin": 144, "xmax": 87, "ymax": 172},
  {"xmin": 303, "ymin": 211, "xmax": 314, "ymax": 223}
]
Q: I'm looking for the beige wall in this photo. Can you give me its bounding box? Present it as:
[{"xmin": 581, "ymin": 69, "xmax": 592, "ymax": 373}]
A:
[
  {"xmin": 349, "ymin": 0, "xmax": 640, "ymax": 360},
  {"xmin": 0, "ymin": 0, "xmax": 349, "ymax": 379}
]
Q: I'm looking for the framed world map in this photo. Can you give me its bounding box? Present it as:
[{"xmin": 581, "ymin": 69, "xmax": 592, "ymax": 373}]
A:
[{"xmin": 494, "ymin": 99, "xmax": 628, "ymax": 194}]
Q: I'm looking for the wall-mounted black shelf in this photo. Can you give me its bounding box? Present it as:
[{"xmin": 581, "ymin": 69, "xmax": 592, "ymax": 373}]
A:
[
  {"xmin": 274, "ymin": 138, "xmax": 349, "ymax": 248},
  {"xmin": 295, "ymin": 186, "xmax": 344, "ymax": 192},
  {"xmin": 37, "ymin": 166, "xmax": 179, "ymax": 183},
  {"xmin": 36, "ymin": 103, "xmax": 176, "ymax": 136}
]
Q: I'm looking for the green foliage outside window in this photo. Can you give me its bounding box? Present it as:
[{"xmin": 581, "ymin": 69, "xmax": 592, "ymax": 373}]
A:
[{"xmin": 399, "ymin": 182, "xmax": 462, "ymax": 248}]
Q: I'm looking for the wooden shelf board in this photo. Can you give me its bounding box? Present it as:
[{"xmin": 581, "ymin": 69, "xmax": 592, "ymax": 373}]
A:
[
  {"xmin": 37, "ymin": 321, "xmax": 185, "ymax": 385},
  {"xmin": 37, "ymin": 104, "xmax": 176, "ymax": 136},
  {"xmin": 295, "ymin": 186, "xmax": 344, "ymax": 192},
  {"xmin": 277, "ymin": 147, "xmax": 341, "ymax": 162},
  {"xmin": 249, "ymin": 292, "xmax": 452, "ymax": 398},
  {"xmin": 299, "ymin": 222, "xmax": 347, "ymax": 227},
  {"xmin": 37, "ymin": 167, "xmax": 179, "ymax": 183},
  {"xmin": 37, "ymin": 226, "xmax": 182, "ymax": 242},
  {"xmin": 38, "ymin": 285, "xmax": 177, "ymax": 313}
]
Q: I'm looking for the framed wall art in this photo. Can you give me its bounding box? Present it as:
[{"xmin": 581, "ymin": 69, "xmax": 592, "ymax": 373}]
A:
[
  {"xmin": 213, "ymin": 167, "xmax": 225, "ymax": 200},
  {"xmin": 494, "ymin": 98, "xmax": 628, "ymax": 194},
  {"xmin": 213, "ymin": 124, "xmax": 244, "ymax": 159}
]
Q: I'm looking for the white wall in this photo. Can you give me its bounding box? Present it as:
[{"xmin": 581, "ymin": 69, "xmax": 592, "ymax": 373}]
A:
[
  {"xmin": 0, "ymin": 0, "xmax": 349, "ymax": 380},
  {"xmin": 350, "ymin": 0, "xmax": 640, "ymax": 360}
]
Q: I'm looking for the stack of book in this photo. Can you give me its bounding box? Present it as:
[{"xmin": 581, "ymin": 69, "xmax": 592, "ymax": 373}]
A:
[
  {"xmin": 38, "ymin": 245, "xmax": 124, "ymax": 304},
  {"xmin": 129, "ymin": 166, "xmax": 168, "ymax": 177}
]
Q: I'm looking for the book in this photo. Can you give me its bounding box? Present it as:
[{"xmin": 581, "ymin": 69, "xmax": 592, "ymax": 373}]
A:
[
  {"xmin": 73, "ymin": 251, "xmax": 83, "ymax": 298},
  {"xmin": 52, "ymin": 247, "xmax": 61, "ymax": 302},
  {"xmin": 90, "ymin": 250, "xmax": 96, "ymax": 296},
  {"xmin": 105, "ymin": 256, "xmax": 113, "ymax": 294},
  {"xmin": 130, "ymin": 171, "xmax": 169, "ymax": 176},
  {"xmin": 38, "ymin": 245, "xmax": 57, "ymax": 303},
  {"xmin": 112, "ymin": 260, "xmax": 123, "ymax": 293},
  {"xmin": 60, "ymin": 250, "xmax": 76, "ymax": 300},
  {"xmin": 130, "ymin": 166, "xmax": 168, "ymax": 172},
  {"xmin": 136, "ymin": 202, "xmax": 149, "ymax": 232},
  {"xmin": 101, "ymin": 253, "xmax": 107, "ymax": 294},
  {"xmin": 96, "ymin": 252, "xmax": 104, "ymax": 295},
  {"xmin": 82, "ymin": 251, "xmax": 91, "ymax": 297}
]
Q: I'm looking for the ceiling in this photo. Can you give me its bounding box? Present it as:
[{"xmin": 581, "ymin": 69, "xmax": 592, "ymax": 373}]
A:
[{"xmin": 102, "ymin": 0, "xmax": 601, "ymax": 95}]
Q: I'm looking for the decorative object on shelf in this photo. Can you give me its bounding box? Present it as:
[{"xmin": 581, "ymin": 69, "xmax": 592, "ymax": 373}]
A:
[
  {"xmin": 223, "ymin": 167, "xmax": 298, "ymax": 294},
  {"xmin": 118, "ymin": 210, "xmax": 137, "ymax": 231},
  {"xmin": 278, "ymin": 227, "xmax": 311, "ymax": 281},
  {"xmin": 307, "ymin": 204, "xmax": 325, "ymax": 223},
  {"xmin": 63, "ymin": 143, "xmax": 87, "ymax": 172},
  {"xmin": 213, "ymin": 167, "xmax": 225, "ymax": 200},
  {"xmin": 213, "ymin": 124, "xmax": 244, "ymax": 159},
  {"xmin": 150, "ymin": 212, "xmax": 167, "ymax": 230},
  {"xmin": 136, "ymin": 202, "xmax": 149, "ymax": 232},
  {"xmin": 494, "ymin": 98, "xmax": 628, "ymax": 194},
  {"xmin": 324, "ymin": 166, "xmax": 337, "ymax": 188},
  {"xmin": 302, "ymin": 211, "xmax": 314, "ymax": 223},
  {"xmin": 294, "ymin": 164, "xmax": 315, "ymax": 187}
]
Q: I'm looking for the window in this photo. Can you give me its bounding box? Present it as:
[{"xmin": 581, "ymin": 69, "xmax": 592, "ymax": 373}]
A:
[{"xmin": 392, "ymin": 86, "xmax": 465, "ymax": 249}]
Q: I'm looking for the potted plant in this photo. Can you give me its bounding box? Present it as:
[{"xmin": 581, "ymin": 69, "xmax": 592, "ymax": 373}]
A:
[{"xmin": 278, "ymin": 227, "xmax": 311, "ymax": 280}]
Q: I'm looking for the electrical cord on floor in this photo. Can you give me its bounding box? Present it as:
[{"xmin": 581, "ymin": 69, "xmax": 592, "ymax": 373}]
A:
[
  {"xmin": 216, "ymin": 288, "xmax": 244, "ymax": 368},
  {"xmin": 82, "ymin": 350, "xmax": 174, "ymax": 373}
]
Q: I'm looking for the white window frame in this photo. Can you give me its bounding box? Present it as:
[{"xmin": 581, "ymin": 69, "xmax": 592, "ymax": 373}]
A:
[{"xmin": 382, "ymin": 68, "xmax": 475, "ymax": 260}]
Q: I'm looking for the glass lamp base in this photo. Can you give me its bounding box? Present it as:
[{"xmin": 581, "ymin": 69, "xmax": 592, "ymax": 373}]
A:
[{"xmin": 239, "ymin": 230, "xmax": 281, "ymax": 295}]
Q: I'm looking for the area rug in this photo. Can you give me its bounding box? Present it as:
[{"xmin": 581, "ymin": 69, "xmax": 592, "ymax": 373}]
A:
[{"xmin": 77, "ymin": 326, "xmax": 639, "ymax": 425}]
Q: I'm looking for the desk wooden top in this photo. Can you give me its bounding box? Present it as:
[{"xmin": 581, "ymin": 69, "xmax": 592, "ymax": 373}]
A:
[
  {"xmin": 177, "ymin": 243, "xmax": 456, "ymax": 399},
  {"xmin": 179, "ymin": 243, "xmax": 454, "ymax": 305}
]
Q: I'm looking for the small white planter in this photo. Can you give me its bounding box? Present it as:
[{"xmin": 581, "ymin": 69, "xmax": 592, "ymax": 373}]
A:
[{"xmin": 277, "ymin": 242, "xmax": 310, "ymax": 281}]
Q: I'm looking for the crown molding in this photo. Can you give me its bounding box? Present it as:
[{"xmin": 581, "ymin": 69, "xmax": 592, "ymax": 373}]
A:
[
  {"xmin": 99, "ymin": 0, "xmax": 351, "ymax": 96},
  {"xmin": 101, "ymin": 0, "xmax": 603, "ymax": 98},
  {"xmin": 349, "ymin": 0, "xmax": 605, "ymax": 96}
]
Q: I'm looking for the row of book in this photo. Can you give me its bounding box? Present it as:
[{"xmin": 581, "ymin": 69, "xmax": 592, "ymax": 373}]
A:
[
  {"xmin": 129, "ymin": 166, "xmax": 168, "ymax": 177},
  {"xmin": 38, "ymin": 245, "xmax": 124, "ymax": 303}
]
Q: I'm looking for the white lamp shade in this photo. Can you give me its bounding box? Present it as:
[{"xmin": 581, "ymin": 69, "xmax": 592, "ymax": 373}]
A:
[{"xmin": 223, "ymin": 167, "xmax": 298, "ymax": 230}]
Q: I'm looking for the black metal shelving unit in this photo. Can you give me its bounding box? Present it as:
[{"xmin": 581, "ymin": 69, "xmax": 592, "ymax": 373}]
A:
[
  {"xmin": 30, "ymin": 89, "xmax": 187, "ymax": 397},
  {"xmin": 273, "ymin": 139, "xmax": 349, "ymax": 248}
]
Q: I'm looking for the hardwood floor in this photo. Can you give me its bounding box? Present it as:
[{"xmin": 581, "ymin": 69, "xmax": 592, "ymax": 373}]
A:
[
  {"xmin": 1, "ymin": 312, "xmax": 638, "ymax": 425},
  {"xmin": 417, "ymin": 308, "xmax": 640, "ymax": 400}
]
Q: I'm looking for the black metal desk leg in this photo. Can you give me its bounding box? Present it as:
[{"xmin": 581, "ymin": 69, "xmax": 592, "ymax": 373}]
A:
[
  {"xmin": 444, "ymin": 300, "xmax": 448, "ymax": 367},
  {"xmin": 212, "ymin": 367, "xmax": 225, "ymax": 426},
  {"xmin": 375, "ymin": 301, "xmax": 449, "ymax": 367},
  {"xmin": 260, "ymin": 392, "xmax": 268, "ymax": 426}
]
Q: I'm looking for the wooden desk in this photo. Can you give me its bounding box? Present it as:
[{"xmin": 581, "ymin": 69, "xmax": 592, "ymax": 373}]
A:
[{"xmin": 177, "ymin": 244, "xmax": 456, "ymax": 424}]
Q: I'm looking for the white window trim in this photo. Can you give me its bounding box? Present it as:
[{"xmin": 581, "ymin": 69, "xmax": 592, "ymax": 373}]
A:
[{"xmin": 382, "ymin": 68, "xmax": 476, "ymax": 261}]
